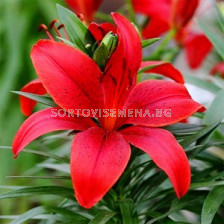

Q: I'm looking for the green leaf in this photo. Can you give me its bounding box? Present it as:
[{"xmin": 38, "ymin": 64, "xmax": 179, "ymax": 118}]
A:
[
  {"xmin": 0, "ymin": 186, "xmax": 75, "ymax": 200},
  {"xmin": 46, "ymin": 206, "xmax": 90, "ymax": 223},
  {"xmin": 117, "ymin": 199, "xmax": 138, "ymax": 224},
  {"xmin": 5, "ymin": 175, "xmax": 70, "ymax": 180},
  {"xmin": 142, "ymin": 38, "xmax": 160, "ymax": 48},
  {"xmin": 89, "ymin": 211, "xmax": 116, "ymax": 224},
  {"xmin": 203, "ymin": 89, "xmax": 224, "ymax": 125},
  {"xmin": 57, "ymin": 4, "xmax": 95, "ymax": 55},
  {"xmin": 215, "ymin": 1, "xmax": 224, "ymax": 32},
  {"xmin": 165, "ymin": 123, "xmax": 203, "ymax": 136},
  {"xmin": 191, "ymin": 181, "xmax": 224, "ymax": 189},
  {"xmin": 57, "ymin": 37, "xmax": 77, "ymax": 48},
  {"xmin": 0, "ymin": 146, "xmax": 69, "ymax": 163},
  {"xmin": 180, "ymin": 123, "xmax": 220, "ymax": 148},
  {"xmin": 199, "ymin": 21, "xmax": 224, "ymax": 59},
  {"xmin": 11, "ymin": 206, "xmax": 46, "ymax": 224},
  {"xmin": 201, "ymin": 186, "xmax": 224, "ymax": 224},
  {"xmin": 12, "ymin": 91, "xmax": 57, "ymax": 107},
  {"xmin": 183, "ymin": 74, "xmax": 221, "ymax": 93}
]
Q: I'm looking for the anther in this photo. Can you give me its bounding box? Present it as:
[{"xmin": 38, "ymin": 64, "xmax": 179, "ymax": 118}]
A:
[
  {"xmin": 38, "ymin": 24, "xmax": 54, "ymax": 40},
  {"xmin": 49, "ymin": 19, "xmax": 62, "ymax": 38},
  {"xmin": 58, "ymin": 24, "xmax": 70, "ymax": 40}
]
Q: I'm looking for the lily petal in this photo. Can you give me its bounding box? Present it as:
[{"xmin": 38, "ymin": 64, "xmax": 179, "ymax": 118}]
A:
[
  {"xmin": 65, "ymin": 0, "xmax": 102, "ymax": 22},
  {"xmin": 12, "ymin": 108, "xmax": 96, "ymax": 157},
  {"xmin": 210, "ymin": 62, "xmax": 224, "ymax": 78},
  {"xmin": 139, "ymin": 61, "xmax": 184, "ymax": 84},
  {"xmin": 121, "ymin": 80, "xmax": 204, "ymax": 127},
  {"xmin": 31, "ymin": 40, "xmax": 104, "ymax": 115},
  {"xmin": 20, "ymin": 79, "xmax": 47, "ymax": 116},
  {"xmin": 142, "ymin": 17, "xmax": 170, "ymax": 39},
  {"xmin": 120, "ymin": 126, "xmax": 191, "ymax": 198},
  {"xmin": 132, "ymin": 0, "xmax": 171, "ymax": 21},
  {"xmin": 184, "ymin": 33, "xmax": 213, "ymax": 69},
  {"xmin": 71, "ymin": 127, "xmax": 130, "ymax": 208},
  {"xmin": 103, "ymin": 13, "xmax": 142, "ymax": 109},
  {"xmin": 88, "ymin": 22, "xmax": 116, "ymax": 42},
  {"xmin": 171, "ymin": 0, "xmax": 199, "ymax": 30}
]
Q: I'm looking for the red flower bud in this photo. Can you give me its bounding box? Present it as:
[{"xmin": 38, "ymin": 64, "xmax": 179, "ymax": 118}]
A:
[{"xmin": 171, "ymin": 0, "xmax": 199, "ymax": 30}]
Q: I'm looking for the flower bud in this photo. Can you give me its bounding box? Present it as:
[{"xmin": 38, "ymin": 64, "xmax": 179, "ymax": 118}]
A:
[{"xmin": 93, "ymin": 32, "xmax": 118, "ymax": 70}]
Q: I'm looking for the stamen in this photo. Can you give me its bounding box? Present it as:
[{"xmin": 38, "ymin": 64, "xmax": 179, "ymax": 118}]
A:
[
  {"xmin": 49, "ymin": 19, "xmax": 62, "ymax": 38},
  {"xmin": 58, "ymin": 24, "xmax": 70, "ymax": 40},
  {"xmin": 38, "ymin": 24, "xmax": 54, "ymax": 40}
]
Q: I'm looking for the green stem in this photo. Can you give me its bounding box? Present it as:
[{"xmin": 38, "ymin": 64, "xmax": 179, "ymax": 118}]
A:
[
  {"xmin": 143, "ymin": 29, "xmax": 177, "ymax": 61},
  {"xmin": 126, "ymin": 0, "xmax": 136, "ymax": 24}
]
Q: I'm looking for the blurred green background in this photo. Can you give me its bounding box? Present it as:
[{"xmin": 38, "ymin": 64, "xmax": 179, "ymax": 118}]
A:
[{"xmin": 0, "ymin": 0, "xmax": 63, "ymax": 216}]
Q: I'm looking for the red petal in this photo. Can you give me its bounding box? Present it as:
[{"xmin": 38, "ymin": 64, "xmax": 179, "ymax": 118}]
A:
[
  {"xmin": 31, "ymin": 40, "xmax": 104, "ymax": 115},
  {"xmin": 184, "ymin": 33, "xmax": 213, "ymax": 69},
  {"xmin": 210, "ymin": 62, "xmax": 224, "ymax": 78},
  {"xmin": 65, "ymin": 0, "xmax": 102, "ymax": 22},
  {"xmin": 12, "ymin": 108, "xmax": 96, "ymax": 157},
  {"xmin": 20, "ymin": 79, "xmax": 47, "ymax": 116},
  {"xmin": 121, "ymin": 80, "xmax": 204, "ymax": 127},
  {"xmin": 132, "ymin": 0, "xmax": 171, "ymax": 38},
  {"xmin": 132, "ymin": 0, "xmax": 171, "ymax": 21},
  {"xmin": 140, "ymin": 61, "xmax": 184, "ymax": 84},
  {"xmin": 88, "ymin": 22, "xmax": 116, "ymax": 42},
  {"xmin": 171, "ymin": 0, "xmax": 199, "ymax": 30},
  {"xmin": 71, "ymin": 127, "xmax": 130, "ymax": 208},
  {"xmin": 103, "ymin": 13, "xmax": 142, "ymax": 109},
  {"xmin": 142, "ymin": 17, "xmax": 170, "ymax": 39},
  {"xmin": 120, "ymin": 126, "xmax": 191, "ymax": 198},
  {"xmin": 101, "ymin": 13, "xmax": 142, "ymax": 130}
]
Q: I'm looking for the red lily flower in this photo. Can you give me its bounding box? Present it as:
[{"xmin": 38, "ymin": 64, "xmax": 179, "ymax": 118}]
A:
[
  {"xmin": 13, "ymin": 13, "xmax": 204, "ymax": 209},
  {"xmin": 65, "ymin": 0, "xmax": 102, "ymax": 22},
  {"xmin": 132, "ymin": 0, "xmax": 212, "ymax": 69},
  {"xmin": 210, "ymin": 62, "xmax": 224, "ymax": 78}
]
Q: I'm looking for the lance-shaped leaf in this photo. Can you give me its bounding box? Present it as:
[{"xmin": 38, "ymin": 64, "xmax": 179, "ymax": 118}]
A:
[
  {"xmin": 12, "ymin": 91, "xmax": 56, "ymax": 108},
  {"xmin": 203, "ymin": 89, "xmax": 224, "ymax": 125},
  {"xmin": 57, "ymin": 4, "xmax": 95, "ymax": 55},
  {"xmin": 201, "ymin": 186, "xmax": 224, "ymax": 224},
  {"xmin": 141, "ymin": 38, "xmax": 160, "ymax": 48},
  {"xmin": 199, "ymin": 20, "xmax": 224, "ymax": 59},
  {"xmin": 0, "ymin": 186, "xmax": 75, "ymax": 200}
]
